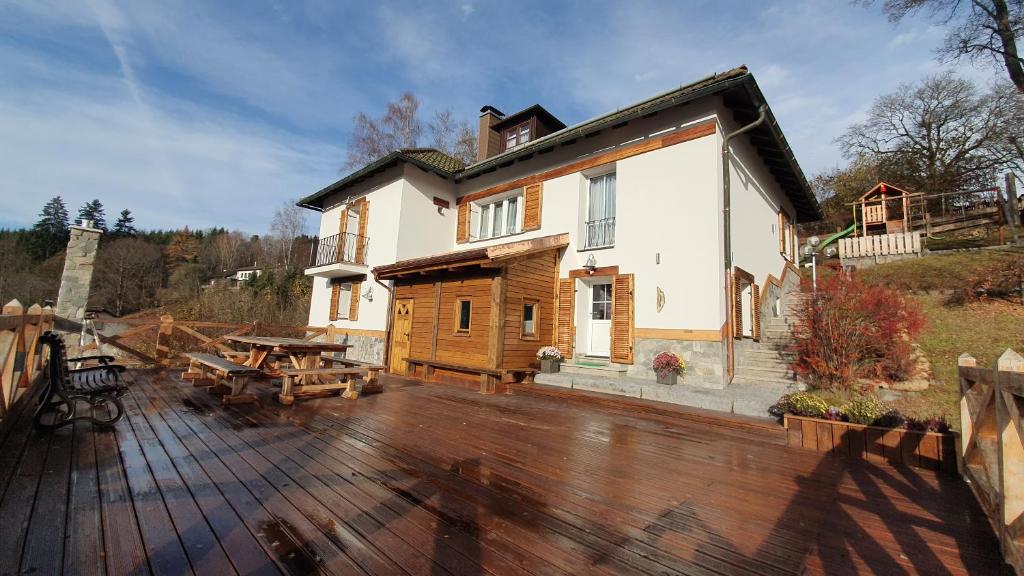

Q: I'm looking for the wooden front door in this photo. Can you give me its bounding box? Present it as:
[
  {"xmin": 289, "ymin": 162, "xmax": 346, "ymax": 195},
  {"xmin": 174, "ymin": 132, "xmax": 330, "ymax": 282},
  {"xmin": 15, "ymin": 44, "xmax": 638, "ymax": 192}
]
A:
[{"xmin": 389, "ymin": 299, "xmax": 413, "ymax": 374}]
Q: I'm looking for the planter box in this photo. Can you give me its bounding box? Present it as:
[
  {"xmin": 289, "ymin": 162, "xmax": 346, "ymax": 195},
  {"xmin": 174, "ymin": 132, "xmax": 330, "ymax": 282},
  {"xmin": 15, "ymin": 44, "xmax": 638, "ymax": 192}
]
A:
[
  {"xmin": 783, "ymin": 414, "xmax": 958, "ymax": 474},
  {"xmin": 656, "ymin": 372, "xmax": 678, "ymax": 385},
  {"xmin": 540, "ymin": 358, "xmax": 560, "ymax": 374}
]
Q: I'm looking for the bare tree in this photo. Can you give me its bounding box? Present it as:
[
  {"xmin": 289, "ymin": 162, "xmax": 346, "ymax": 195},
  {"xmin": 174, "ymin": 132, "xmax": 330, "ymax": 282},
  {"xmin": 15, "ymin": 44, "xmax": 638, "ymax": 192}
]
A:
[
  {"xmin": 875, "ymin": 0, "xmax": 1024, "ymax": 92},
  {"xmin": 91, "ymin": 238, "xmax": 164, "ymax": 316},
  {"xmin": 838, "ymin": 72, "xmax": 1017, "ymax": 195},
  {"xmin": 428, "ymin": 110, "xmax": 478, "ymax": 166},
  {"xmin": 346, "ymin": 92, "xmax": 422, "ymax": 169},
  {"xmin": 270, "ymin": 200, "xmax": 307, "ymax": 270},
  {"xmin": 209, "ymin": 230, "xmax": 246, "ymax": 276}
]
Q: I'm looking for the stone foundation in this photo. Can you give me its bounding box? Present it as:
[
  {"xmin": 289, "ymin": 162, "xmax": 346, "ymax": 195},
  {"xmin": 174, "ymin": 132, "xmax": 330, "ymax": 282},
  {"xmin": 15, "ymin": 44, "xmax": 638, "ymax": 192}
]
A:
[
  {"xmin": 629, "ymin": 338, "xmax": 726, "ymax": 388},
  {"xmin": 324, "ymin": 332, "xmax": 385, "ymax": 365}
]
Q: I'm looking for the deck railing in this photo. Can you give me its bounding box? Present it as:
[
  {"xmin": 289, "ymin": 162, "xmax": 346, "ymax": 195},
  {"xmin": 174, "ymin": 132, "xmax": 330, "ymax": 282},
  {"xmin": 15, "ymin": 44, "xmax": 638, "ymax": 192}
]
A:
[
  {"xmin": 959, "ymin": 350, "xmax": 1024, "ymax": 573},
  {"xmin": 838, "ymin": 231, "xmax": 922, "ymax": 260},
  {"xmin": 308, "ymin": 232, "xmax": 370, "ymax": 268},
  {"xmin": 584, "ymin": 217, "xmax": 615, "ymax": 249},
  {"xmin": 0, "ymin": 300, "xmax": 55, "ymax": 425}
]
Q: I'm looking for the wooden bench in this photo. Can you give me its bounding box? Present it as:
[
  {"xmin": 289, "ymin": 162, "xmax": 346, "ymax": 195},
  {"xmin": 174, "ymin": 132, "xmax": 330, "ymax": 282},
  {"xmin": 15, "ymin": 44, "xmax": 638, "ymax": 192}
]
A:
[
  {"xmin": 277, "ymin": 366, "xmax": 365, "ymax": 405},
  {"xmin": 34, "ymin": 331, "xmax": 129, "ymax": 430},
  {"xmin": 405, "ymin": 357, "xmax": 536, "ymax": 394},
  {"xmin": 322, "ymin": 355, "xmax": 385, "ymax": 395},
  {"xmin": 182, "ymin": 352, "xmax": 263, "ymax": 405}
]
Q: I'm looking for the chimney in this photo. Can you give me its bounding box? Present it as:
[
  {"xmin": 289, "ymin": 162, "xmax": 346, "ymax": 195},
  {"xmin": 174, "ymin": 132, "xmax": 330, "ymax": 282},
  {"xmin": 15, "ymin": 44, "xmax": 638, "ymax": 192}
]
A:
[
  {"xmin": 477, "ymin": 105, "xmax": 504, "ymax": 162},
  {"xmin": 56, "ymin": 220, "xmax": 102, "ymax": 321}
]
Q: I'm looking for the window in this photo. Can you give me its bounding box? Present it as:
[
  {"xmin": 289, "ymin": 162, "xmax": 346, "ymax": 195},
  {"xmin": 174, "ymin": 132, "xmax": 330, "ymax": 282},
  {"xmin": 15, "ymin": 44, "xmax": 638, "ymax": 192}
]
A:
[
  {"xmin": 336, "ymin": 282, "xmax": 353, "ymax": 320},
  {"xmin": 521, "ymin": 300, "xmax": 539, "ymax": 339},
  {"xmin": 504, "ymin": 121, "xmax": 531, "ymax": 150},
  {"xmin": 455, "ymin": 298, "xmax": 472, "ymax": 334},
  {"xmin": 585, "ymin": 172, "xmax": 616, "ymax": 248},
  {"xmin": 472, "ymin": 193, "xmax": 522, "ymax": 240},
  {"xmin": 591, "ymin": 284, "xmax": 612, "ymax": 320}
]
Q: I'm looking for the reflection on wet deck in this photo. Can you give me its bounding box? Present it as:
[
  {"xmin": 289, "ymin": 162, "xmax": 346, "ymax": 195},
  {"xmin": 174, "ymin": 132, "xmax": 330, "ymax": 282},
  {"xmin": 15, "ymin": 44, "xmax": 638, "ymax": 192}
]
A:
[{"xmin": 0, "ymin": 369, "xmax": 1010, "ymax": 575}]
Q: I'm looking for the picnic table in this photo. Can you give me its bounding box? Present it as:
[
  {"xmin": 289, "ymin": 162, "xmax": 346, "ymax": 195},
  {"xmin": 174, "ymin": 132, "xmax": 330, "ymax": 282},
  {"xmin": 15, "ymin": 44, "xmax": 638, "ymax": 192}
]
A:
[{"xmin": 222, "ymin": 335, "xmax": 359, "ymax": 404}]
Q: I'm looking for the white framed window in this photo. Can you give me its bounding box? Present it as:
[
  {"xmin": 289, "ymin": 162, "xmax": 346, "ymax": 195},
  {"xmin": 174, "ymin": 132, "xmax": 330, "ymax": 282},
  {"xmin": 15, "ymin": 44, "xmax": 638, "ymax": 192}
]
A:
[
  {"xmin": 504, "ymin": 121, "xmax": 531, "ymax": 150},
  {"xmin": 585, "ymin": 172, "xmax": 616, "ymax": 248},
  {"xmin": 470, "ymin": 191, "xmax": 522, "ymax": 241}
]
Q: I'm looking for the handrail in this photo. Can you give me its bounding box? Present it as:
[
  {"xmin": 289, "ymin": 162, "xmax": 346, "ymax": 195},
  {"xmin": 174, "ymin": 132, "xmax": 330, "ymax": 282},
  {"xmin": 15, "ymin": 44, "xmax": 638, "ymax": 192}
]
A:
[
  {"xmin": 309, "ymin": 232, "xmax": 370, "ymax": 267},
  {"xmin": 0, "ymin": 300, "xmax": 55, "ymax": 424},
  {"xmin": 959, "ymin": 350, "xmax": 1024, "ymax": 572}
]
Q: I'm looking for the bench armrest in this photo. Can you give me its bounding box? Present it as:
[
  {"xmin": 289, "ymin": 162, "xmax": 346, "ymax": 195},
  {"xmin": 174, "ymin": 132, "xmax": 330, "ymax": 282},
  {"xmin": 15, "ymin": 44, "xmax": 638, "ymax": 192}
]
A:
[
  {"xmin": 70, "ymin": 364, "xmax": 126, "ymax": 374},
  {"xmin": 68, "ymin": 354, "xmax": 117, "ymax": 364}
]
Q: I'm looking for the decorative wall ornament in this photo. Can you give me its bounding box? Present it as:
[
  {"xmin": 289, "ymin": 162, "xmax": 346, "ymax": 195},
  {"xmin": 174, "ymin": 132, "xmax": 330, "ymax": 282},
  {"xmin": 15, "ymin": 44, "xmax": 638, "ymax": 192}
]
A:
[{"xmin": 656, "ymin": 287, "xmax": 665, "ymax": 312}]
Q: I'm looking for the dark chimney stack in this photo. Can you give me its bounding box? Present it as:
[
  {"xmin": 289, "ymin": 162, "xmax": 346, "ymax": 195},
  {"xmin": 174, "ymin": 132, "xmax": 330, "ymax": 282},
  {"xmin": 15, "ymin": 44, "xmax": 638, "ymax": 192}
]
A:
[{"xmin": 477, "ymin": 105, "xmax": 504, "ymax": 162}]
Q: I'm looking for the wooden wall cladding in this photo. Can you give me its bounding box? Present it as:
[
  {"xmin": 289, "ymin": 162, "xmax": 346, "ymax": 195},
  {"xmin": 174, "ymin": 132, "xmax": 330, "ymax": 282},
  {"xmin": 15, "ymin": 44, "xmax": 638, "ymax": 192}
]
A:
[
  {"xmin": 784, "ymin": 415, "xmax": 958, "ymax": 474},
  {"xmin": 502, "ymin": 251, "xmax": 557, "ymax": 369}
]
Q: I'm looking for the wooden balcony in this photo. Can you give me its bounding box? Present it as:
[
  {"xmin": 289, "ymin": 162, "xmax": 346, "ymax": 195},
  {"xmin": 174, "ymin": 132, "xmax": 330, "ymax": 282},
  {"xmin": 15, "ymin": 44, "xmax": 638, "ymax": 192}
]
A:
[{"xmin": 0, "ymin": 370, "xmax": 1011, "ymax": 575}]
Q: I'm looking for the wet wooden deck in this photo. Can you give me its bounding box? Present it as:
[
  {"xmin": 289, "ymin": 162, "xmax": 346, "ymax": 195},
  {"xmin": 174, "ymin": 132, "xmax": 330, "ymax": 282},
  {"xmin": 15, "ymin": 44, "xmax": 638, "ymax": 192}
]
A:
[{"xmin": 0, "ymin": 370, "xmax": 1010, "ymax": 575}]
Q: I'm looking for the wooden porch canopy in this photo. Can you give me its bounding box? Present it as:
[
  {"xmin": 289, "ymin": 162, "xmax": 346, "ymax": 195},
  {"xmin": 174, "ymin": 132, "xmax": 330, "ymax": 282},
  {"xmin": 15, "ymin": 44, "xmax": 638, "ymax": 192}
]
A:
[{"xmin": 373, "ymin": 233, "xmax": 569, "ymax": 279}]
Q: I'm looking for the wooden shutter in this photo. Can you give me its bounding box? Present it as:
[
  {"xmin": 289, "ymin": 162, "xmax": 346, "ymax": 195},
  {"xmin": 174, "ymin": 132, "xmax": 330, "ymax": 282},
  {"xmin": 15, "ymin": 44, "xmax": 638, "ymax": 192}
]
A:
[
  {"xmin": 355, "ymin": 198, "xmax": 369, "ymax": 264},
  {"xmin": 329, "ymin": 280, "xmax": 340, "ymax": 321},
  {"xmin": 733, "ymin": 277, "xmax": 743, "ymax": 339},
  {"xmin": 337, "ymin": 206, "xmax": 349, "ymax": 262},
  {"xmin": 610, "ymin": 274, "xmax": 634, "ymax": 364},
  {"xmin": 778, "ymin": 211, "xmax": 787, "ymax": 255},
  {"xmin": 555, "ymin": 278, "xmax": 574, "ymax": 358},
  {"xmin": 523, "ymin": 183, "xmax": 543, "ymax": 231},
  {"xmin": 751, "ymin": 283, "xmax": 761, "ymax": 342},
  {"xmin": 457, "ymin": 202, "xmax": 470, "ymax": 243},
  {"xmin": 349, "ymin": 281, "xmax": 361, "ymax": 321}
]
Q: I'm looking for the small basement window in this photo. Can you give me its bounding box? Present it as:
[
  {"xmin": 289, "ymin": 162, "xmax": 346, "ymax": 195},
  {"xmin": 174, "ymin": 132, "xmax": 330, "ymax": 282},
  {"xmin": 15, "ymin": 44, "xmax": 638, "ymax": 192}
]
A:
[
  {"xmin": 521, "ymin": 300, "xmax": 539, "ymax": 339},
  {"xmin": 455, "ymin": 298, "xmax": 472, "ymax": 334}
]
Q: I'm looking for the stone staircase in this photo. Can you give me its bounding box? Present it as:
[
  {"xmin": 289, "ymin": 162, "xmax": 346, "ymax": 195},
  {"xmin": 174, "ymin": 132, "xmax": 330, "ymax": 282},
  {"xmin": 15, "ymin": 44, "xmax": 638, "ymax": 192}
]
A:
[{"xmin": 732, "ymin": 291, "xmax": 806, "ymax": 390}]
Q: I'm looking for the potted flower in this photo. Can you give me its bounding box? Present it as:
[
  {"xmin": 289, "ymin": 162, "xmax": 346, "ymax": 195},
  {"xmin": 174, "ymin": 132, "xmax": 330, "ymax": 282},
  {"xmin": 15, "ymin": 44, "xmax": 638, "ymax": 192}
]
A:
[
  {"xmin": 652, "ymin": 351, "xmax": 685, "ymax": 385},
  {"xmin": 537, "ymin": 346, "xmax": 562, "ymax": 373}
]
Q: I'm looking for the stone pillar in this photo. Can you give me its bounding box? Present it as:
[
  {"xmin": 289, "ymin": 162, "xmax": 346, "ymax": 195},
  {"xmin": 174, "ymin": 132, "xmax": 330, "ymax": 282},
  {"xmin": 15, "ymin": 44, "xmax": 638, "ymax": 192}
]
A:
[{"xmin": 56, "ymin": 220, "xmax": 102, "ymax": 320}]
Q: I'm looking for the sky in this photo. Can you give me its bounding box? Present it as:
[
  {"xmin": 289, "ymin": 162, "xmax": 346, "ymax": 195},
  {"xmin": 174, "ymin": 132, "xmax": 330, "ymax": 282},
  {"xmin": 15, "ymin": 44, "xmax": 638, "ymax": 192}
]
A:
[{"xmin": 0, "ymin": 0, "xmax": 1004, "ymax": 234}]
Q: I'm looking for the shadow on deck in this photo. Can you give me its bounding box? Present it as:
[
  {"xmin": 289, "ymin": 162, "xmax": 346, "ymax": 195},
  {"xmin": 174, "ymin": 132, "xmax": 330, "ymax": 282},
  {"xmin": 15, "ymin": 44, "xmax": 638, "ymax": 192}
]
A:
[{"xmin": 0, "ymin": 370, "xmax": 1010, "ymax": 575}]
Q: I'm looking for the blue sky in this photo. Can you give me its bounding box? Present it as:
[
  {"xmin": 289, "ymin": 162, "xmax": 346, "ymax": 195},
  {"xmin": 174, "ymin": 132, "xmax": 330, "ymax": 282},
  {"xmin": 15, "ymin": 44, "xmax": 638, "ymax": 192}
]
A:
[{"xmin": 0, "ymin": 0, "xmax": 1000, "ymax": 234}]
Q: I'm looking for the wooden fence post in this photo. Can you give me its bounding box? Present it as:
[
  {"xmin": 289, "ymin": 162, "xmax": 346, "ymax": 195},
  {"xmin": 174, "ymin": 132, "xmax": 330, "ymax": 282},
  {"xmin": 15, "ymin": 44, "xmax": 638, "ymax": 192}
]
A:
[
  {"xmin": 996, "ymin": 349, "xmax": 1024, "ymax": 567},
  {"xmin": 959, "ymin": 353, "xmax": 977, "ymax": 470},
  {"xmin": 156, "ymin": 314, "xmax": 174, "ymax": 365}
]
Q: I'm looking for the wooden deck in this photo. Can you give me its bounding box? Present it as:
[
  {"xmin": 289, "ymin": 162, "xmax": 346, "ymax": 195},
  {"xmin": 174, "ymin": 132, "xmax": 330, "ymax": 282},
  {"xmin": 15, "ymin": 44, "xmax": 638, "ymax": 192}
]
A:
[{"xmin": 0, "ymin": 370, "xmax": 1010, "ymax": 575}]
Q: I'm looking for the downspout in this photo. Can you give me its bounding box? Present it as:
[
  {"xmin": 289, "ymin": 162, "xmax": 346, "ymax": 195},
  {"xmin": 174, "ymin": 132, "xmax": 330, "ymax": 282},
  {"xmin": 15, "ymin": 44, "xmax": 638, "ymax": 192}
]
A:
[
  {"xmin": 374, "ymin": 276, "xmax": 395, "ymax": 371},
  {"xmin": 722, "ymin": 104, "xmax": 768, "ymax": 383}
]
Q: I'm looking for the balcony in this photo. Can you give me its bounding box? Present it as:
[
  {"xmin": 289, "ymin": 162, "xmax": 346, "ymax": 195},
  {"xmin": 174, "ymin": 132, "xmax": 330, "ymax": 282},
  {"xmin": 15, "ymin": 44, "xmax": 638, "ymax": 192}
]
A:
[
  {"xmin": 305, "ymin": 232, "xmax": 370, "ymax": 278},
  {"xmin": 584, "ymin": 217, "xmax": 615, "ymax": 249}
]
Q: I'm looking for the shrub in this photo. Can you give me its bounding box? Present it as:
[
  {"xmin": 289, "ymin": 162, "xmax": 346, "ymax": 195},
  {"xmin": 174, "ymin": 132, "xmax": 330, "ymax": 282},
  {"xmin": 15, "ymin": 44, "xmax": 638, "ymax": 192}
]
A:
[
  {"xmin": 536, "ymin": 346, "xmax": 562, "ymax": 361},
  {"xmin": 790, "ymin": 272, "xmax": 925, "ymax": 390},
  {"xmin": 874, "ymin": 409, "xmax": 906, "ymax": 429},
  {"xmin": 652, "ymin": 352, "xmax": 685, "ymax": 378},
  {"xmin": 905, "ymin": 415, "xmax": 951, "ymax": 433},
  {"xmin": 769, "ymin": 391, "xmax": 828, "ymax": 418},
  {"xmin": 840, "ymin": 396, "xmax": 887, "ymax": 425}
]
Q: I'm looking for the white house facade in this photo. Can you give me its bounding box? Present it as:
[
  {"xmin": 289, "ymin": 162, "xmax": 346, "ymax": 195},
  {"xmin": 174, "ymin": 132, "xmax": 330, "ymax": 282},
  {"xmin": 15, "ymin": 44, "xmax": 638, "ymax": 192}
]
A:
[{"xmin": 299, "ymin": 66, "xmax": 819, "ymax": 389}]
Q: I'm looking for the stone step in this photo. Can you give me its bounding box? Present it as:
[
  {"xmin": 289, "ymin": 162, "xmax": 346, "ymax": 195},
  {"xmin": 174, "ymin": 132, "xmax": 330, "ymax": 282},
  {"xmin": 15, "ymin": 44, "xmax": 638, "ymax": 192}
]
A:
[
  {"xmin": 735, "ymin": 365, "xmax": 795, "ymax": 378},
  {"xmin": 731, "ymin": 371, "xmax": 797, "ymax": 385},
  {"xmin": 738, "ymin": 358, "xmax": 793, "ymax": 370},
  {"xmin": 560, "ymin": 362, "xmax": 628, "ymax": 378}
]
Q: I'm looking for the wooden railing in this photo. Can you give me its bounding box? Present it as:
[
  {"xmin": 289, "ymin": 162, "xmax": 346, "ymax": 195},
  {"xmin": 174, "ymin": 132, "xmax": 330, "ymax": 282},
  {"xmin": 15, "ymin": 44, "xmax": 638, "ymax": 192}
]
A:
[
  {"xmin": 838, "ymin": 231, "xmax": 923, "ymax": 260},
  {"xmin": 81, "ymin": 314, "xmax": 330, "ymax": 366},
  {"xmin": 959, "ymin": 350, "xmax": 1024, "ymax": 573},
  {"xmin": 0, "ymin": 300, "xmax": 55, "ymax": 424}
]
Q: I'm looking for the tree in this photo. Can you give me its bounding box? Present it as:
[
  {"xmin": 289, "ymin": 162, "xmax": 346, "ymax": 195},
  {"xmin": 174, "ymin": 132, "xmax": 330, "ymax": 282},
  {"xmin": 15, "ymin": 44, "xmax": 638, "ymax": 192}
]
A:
[
  {"xmin": 269, "ymin": 201, "xmax": 307, "ymax": 271},
  {"xmin": 112, "ymin": 209, "xmax": 137, "ymax": 237},
  {"xmin": 809, "ymin": 157, "xmax": 890, "ymax": 229},
  {"xmin": 837, "ymin": 72, "xmax": 1018, "ymax": 197},
  {"xmin": 30, "ymin": 196, "xmax": 70, "ymax": 259},
  {"xmin": 876, "ymin": 0, "xmax": 1024, "ymax": 92},
  {"xmin": 208, "ymin": 230, "xmax": 246, "ymax": 275},
  {"xmin": 77, "ymin": 199, "xmax": 107, "ymax": 231},
  {"xmin": 345, "ymin": 92, "xmax": 477, "ymax": 169},
  {"xmin": 165, "ymin": 228, "xmax": 201, "ymax": 268},
  {"xmin": 91, "ymin": 237, "xmax": 163, "ymax": 316}
]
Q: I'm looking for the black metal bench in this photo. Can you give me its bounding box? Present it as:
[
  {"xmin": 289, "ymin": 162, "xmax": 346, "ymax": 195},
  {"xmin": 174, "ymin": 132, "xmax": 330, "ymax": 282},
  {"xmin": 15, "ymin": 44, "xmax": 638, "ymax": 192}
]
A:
[{"xmin": 34, "ymin": 331, "xmax": 129, "ymax": 430}]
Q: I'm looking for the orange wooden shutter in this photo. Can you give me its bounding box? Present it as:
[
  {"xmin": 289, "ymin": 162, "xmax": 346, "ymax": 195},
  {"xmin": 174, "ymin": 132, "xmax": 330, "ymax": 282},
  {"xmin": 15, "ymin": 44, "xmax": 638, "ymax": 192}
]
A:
[
  {"xmin": 523, "ymin": 183, "xmax": 543, "ymax": 231},
  {"xmin": 733, "ymin": 276, "xmax": 743, "ymax": 339},
  {"xmin": 349, "ymin": 281, "xmax": 361, "ymax": 321},
  {"xmin": 789, "ymin": 221, "xmax": 796, "ymax": 261},
  {"xmin": 555, "ymin": 278, "xmax": 574, "ymax": 358},
  {"xmin": 337, "ymin": 207, "xmax": 349, "ymax": 262},
  {"xmin": 778, "ymin": 212, "xmax": 785, "ymax": 254},
  {"xmin": 610, "ymin": 274, "xmax": 634, "ymax": 364},
  {"xmin": 355, "ymin": 198, "xmax": 369, "ymax": 264},
  {"xmin": 751, "ymin": 283, "xmax": 761, "ymax": 342},
  {"xmin": 329, "ymin": 280, "xmax": 340, "ymax": 321},
  {"xmin": 457, "ymin": 202, "xmax": 470, "ymax": 243}
]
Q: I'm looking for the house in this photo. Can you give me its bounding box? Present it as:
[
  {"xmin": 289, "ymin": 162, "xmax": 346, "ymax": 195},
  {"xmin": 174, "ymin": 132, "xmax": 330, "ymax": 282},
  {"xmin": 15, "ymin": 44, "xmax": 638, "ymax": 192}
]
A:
[
  {"xmin": 230, "ymin": 265, "xmax": 263, "ymax": 284},
  {"xmin": 298, "ymin": 65, "xmax": 820, "ymax": 390}
]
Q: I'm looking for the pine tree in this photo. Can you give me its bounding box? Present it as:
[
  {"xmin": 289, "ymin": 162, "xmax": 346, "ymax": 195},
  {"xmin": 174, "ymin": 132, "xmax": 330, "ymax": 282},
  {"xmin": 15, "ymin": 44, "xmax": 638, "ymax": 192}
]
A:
[
  {"xmin": 77, "ymin": 199, "xmax": 107, "ymax": 231},
  {"xmin": 112, "ymin": 209, "xmax": 137, "ymax": 237},
  {"xmin": 30, "ymin": 196, "xmax": 70, "ymax": 259}
]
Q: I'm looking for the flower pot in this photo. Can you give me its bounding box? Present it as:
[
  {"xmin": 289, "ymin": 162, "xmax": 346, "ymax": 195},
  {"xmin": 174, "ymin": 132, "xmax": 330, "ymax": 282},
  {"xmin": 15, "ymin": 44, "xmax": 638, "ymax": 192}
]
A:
[
  {"xmin": 656, "ymin": 372, "xmax": 678, "ymax": 385},
  {"xmin": 540, "ymin": 358, "xmax": 560, "ymax": 374}
]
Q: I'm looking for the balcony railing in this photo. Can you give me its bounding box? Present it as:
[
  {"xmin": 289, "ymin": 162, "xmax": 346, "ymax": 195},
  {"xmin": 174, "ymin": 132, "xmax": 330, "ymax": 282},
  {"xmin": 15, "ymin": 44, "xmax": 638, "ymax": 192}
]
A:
[
  {"xmin": 308, "ymin": 232, "xmax": 370, "ymax": 268},
  {"xmin": 584, "ymin": 217, "xmax": 615, "ymax": 249}
]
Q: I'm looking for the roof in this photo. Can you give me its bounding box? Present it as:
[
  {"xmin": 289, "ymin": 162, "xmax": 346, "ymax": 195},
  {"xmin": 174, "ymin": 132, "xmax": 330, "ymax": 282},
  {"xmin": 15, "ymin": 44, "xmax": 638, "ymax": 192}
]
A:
[
  {"xmin": 490, "ymin": 104, "xmax": 566, "ymax": 132},
  {"xmin": 374, "ymin": 233, "xmax": 569, "ymax": 278},
  {"xmin": 857, "ymin": 182, "xmax": 916, "ymax": 202},
  {"xmin": 298, "ymin": 66, "xmax": 821, "ymax": 221}
]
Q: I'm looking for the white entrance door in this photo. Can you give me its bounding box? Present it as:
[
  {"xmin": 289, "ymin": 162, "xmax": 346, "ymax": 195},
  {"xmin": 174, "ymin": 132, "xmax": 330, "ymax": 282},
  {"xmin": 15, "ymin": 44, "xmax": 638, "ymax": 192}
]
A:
[{"xmin": 588, "ymin": 283, "xmax": 612, "ymax": 357}]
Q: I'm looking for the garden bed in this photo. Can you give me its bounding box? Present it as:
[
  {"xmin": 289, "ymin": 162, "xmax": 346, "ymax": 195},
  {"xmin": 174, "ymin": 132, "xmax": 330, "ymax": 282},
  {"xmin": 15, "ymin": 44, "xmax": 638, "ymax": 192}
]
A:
[{"xmin": 783, "ymin": 414, "xmax": 958, "ymax": 473}]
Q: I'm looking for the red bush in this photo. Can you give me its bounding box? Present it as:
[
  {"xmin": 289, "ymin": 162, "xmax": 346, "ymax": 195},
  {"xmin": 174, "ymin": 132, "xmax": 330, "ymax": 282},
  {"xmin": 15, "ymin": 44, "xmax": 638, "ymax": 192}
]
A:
[{"xmin": 790, "ymin": 272, "xmax": 925, "ymax": 390}]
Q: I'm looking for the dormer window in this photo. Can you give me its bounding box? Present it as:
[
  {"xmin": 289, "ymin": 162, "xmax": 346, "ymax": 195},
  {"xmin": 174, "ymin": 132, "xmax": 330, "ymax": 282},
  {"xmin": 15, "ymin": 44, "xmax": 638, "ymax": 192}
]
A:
[{"xmin": 504, "ymin": 121, "xmax": 531, "ymax": 150}]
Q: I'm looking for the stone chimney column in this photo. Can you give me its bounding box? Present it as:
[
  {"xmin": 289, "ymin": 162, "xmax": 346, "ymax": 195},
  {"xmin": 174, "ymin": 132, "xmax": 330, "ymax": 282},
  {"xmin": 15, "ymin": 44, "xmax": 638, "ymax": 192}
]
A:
[
  {"xmin": 56, "ymin": 220, "xmax": 102, "ymax": 320},
  {"xmin": 477, "ymin": 105, "xmax": 505, "ymax": 162}
]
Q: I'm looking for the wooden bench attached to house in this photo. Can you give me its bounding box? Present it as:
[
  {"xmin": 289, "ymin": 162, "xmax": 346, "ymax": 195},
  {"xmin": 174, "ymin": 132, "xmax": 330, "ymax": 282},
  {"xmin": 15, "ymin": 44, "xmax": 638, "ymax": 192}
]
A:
[
  {"xmin": 277, "ymin": 366, "xmax": 366, "ymax": 404},
  {"xmin": 404, "ymin": 357, "xmax": 536, "ymax": 394},
  {"xmin": 183, "ymin": 352, "xmax": 263, "ymax": 405}
]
